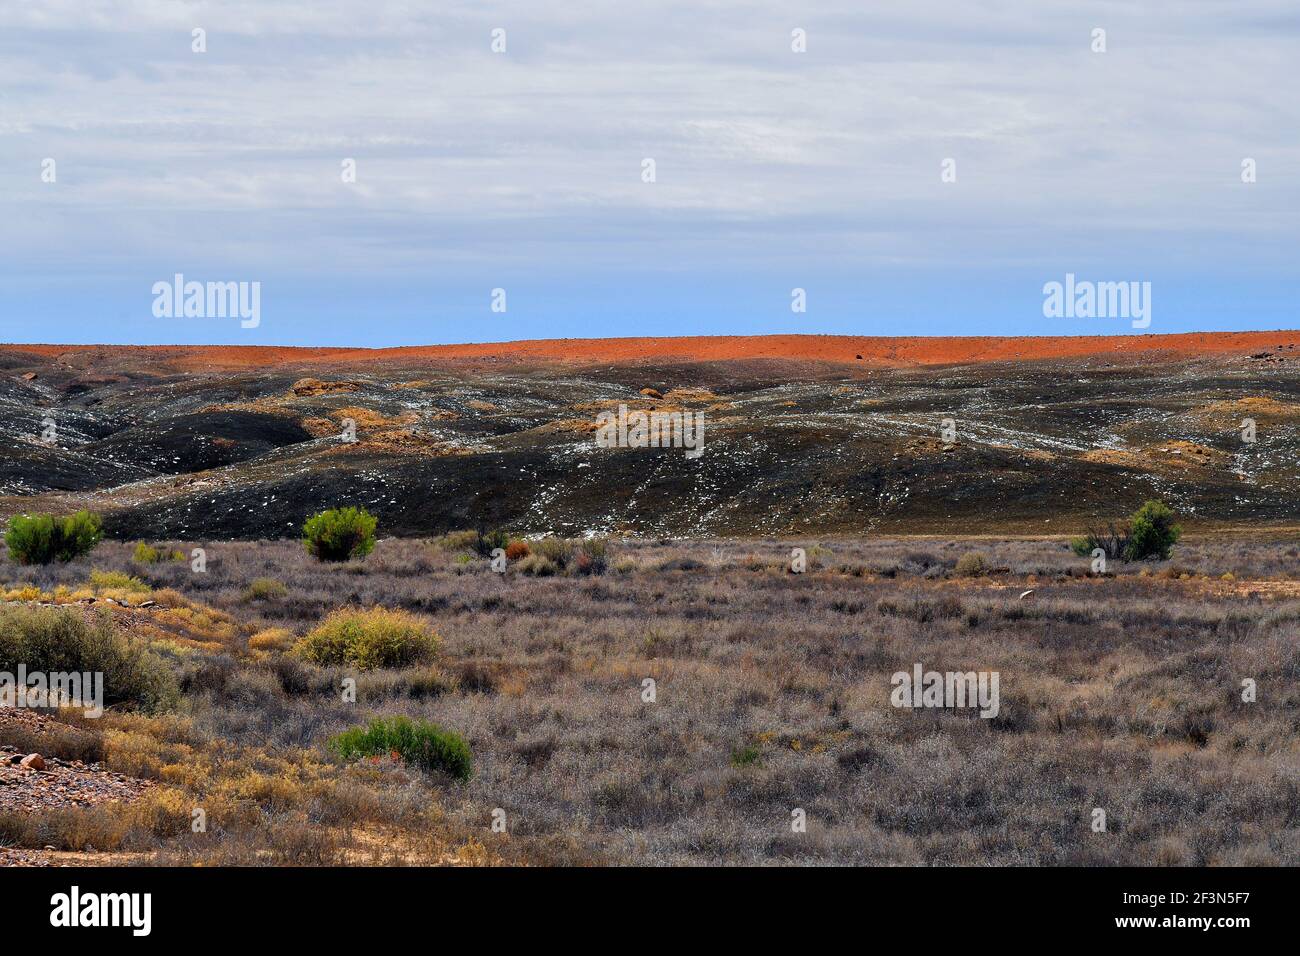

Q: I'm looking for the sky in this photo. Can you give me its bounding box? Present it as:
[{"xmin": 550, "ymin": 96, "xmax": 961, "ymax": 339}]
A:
[{"xmin": 1, "ymin": 1, "xmax": 1297, "ymax": 347}]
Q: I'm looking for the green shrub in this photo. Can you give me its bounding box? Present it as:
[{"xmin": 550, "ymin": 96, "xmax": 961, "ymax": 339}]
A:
[
  {"xmin": 1126, "ymin": 500, "xmax": 1182, "ymax": 561},
  {"xmin": 0, "ymin": 605, "xmax": 178, "ymax": 712},
  {"xmin": 293, "ymin": 607, "xmax": 439, "ymax": 669},
  {"xmin": 132, "ymin": 541, "xmax": 160, "ymax": 564},
  {"xmin": 4, "ymin": 511, "xmax": 103, "ymax": 565},
  {"xmin": 242, "ymin": 577, "xmax": 288, "ymax": 601},
  {"xmin": 1073, "ymin": 500, "xmax": 1181, "ymax": 563},
  {"xmin": 329, "ymin": 716, "xmax": 472, "ymax": 781},
  {"xmin": 89, "ymin": 569, "xmax": 150, "ymax": 594},
  {"xmin": 132, "ymin": 542, "xmax": 185, "ymax": 564},
  {"xmin": 303, "ymin": 507, "xmax": 377, "ymax": 562},
  {"xmin": 954, "ymin": 551, "xmax": 988, "ymax": 577}
]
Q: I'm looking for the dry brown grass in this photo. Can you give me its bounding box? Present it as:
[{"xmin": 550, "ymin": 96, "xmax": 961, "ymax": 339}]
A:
[{"xmin": 2, "ymin": 534, "xmax": 1298, "ymax": 865}]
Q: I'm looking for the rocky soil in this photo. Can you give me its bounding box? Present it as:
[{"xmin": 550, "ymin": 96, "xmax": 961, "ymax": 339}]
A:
[{"xmin": 0, "ymin": 709, "xmax": 152, "ymax": 816}]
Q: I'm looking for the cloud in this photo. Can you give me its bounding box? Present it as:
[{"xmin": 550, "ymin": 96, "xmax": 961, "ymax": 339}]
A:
[{"xmin": 0, "ymin": 1, "xmax": 1296, "ymax": 339}]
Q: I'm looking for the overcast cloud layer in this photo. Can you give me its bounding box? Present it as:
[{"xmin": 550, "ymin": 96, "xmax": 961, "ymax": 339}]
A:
[{"xmin": 1, "ymin": 1, "xmax": 1297, "ymax": 345}]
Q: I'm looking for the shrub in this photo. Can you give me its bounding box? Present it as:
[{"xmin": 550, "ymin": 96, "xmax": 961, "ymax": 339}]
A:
[
  {"xmin": 3, "ymin": 584, "xmax": 45, "ymax": 602},
  {"xmin": 533, "ymin": 537, "xmax": 574, "ymax": 566},
  {"xmin": 516, "ymin": 554, "xmax": 559, "ymax": 576},
  {"xmin": 133, "ymin": 542, "xmax": 160, "ymax": 564},
  {"xmin": 575, "ymin": 538, "xmax": 608, "ymax": 575},
  {"xmin": 242, "ymin": 577, "xmax": 288, "ymax": 601},
  {"xmin": 0, "ymin": 606, "xmax": 178, "ymax": 712},
  {"xmin": 293, "ymin": 607, "xmax": 439, "ymax": 669},
  {"xmin": 505, "ymin": 539, "xmax": 530, "ymax": 561},
  {"xmin": 89, "ymin": 569, "xmax": 150, "ymax": 594},
  {"xmin": 132, "ymin": 542, "xmax": 186, "ymax": 564},
  {"xmin": 437, "ymin": 529, "xmax": 481, "ymax": 552},
  {"xmin": 954, "ymin": 551, "xmax": 988, "ymax": 577},
  {"xmin": 1071, "ymin": 523, "xmax": 1129, "ymax": 560},
  {"xmin": 1072, "ymin": 500, "xmax": 1181, "ymax": 563},
  {"xmin": 471, "ymin": 528, "xmax": 509, "ymax": 558},
  {"xmin": 303, "ymin": 507, "xmax": 377, "ymax": 562},
  {"xmin": 248, "ymin": 628, "xmax": 297, "ymax": 653},
  {"xmin": 329, "ymin": 716, "xmax": 472, "ymax": 781},
  {"xmin": 5, "ymin": 511, "xmax": 103, "ymax": 565},
  {"xmin": 522, "ymin": 537, "xmax": 608, "ymax": 575},
  {"xmin": 1126, "ymin": 500, "xmax": 1182, "ymax": 561}
]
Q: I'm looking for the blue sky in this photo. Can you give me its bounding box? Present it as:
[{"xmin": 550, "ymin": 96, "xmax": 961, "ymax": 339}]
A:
[{"xmin": 2, "ymin": 1, "xmax": 1297, "ymax": 347}]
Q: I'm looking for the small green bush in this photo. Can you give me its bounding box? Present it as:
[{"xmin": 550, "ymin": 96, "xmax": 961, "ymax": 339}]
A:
[
  {"xmin": 293, "ymin": 607, "xmax": 439, "ymax": 669},
  {"xmin": 242, "ymin": 577, "xmax": 288, "ymax": 601},
  {"xmin": 133, "ymin": 541, "xmax": 160, "ymax": 563},
  {"xmin": 89, "ymin": 569, "xmax": 150, "ymax": 594},
  {"xmin": 132, "ymin": 542, "xmax": 185, "ymax": 564},
  {"xmin": 5, "ymin": 511, "xmax": 103, "ymax": 565},
  {"xmin": 1072, "ymin": 500, "xmax": 1181, "ymax": 563},
  {"xmin": 954, "ymin": 551, "xmax": 988, "ymax": 577},
  {"xmin": 303, "ymin": 507, "xmax": 377, "ymax": 562},
  {"xmin": 1126, "ymin": 500, "xmax": 1182, "ymax": 561},
  {"xmin": 0, "ymin": 605, "xmax": 178, "ymax": 712},
  {"xmin": 329, "ymin": 716, "xmax": 472, "ymax": 780}
]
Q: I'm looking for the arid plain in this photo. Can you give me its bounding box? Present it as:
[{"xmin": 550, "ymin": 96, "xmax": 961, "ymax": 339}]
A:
[{"xmin": 1, "ymin": 333, "xmax": 1297, "ymax": 866}]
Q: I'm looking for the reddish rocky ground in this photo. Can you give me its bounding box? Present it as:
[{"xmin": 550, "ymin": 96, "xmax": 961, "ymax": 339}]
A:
[{"xmin": 4, "ymin": 330, "xmax": 1297, "ymax": 373}]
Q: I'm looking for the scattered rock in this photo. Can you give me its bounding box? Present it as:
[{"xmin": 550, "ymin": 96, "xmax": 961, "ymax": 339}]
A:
[
  {"xmin": 19, "ymin": 753, "xmax": 46, "ymax": 771},
  {"xmin": 1, "ymin": 711, "xmax": 153, "ymax": 814},
  {"xmin": 639, "ymin": 388, "xmax": 663, "ymax": 399},
  {"xmin": 1019, "ymin": 589, "xmax": 1036, "ymax": 600}
]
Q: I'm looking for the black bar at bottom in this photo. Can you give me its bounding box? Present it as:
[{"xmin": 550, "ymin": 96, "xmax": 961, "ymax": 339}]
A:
[{"xmin": 0, "ymin": 865, "xmax": 1277, "ymax": 942}]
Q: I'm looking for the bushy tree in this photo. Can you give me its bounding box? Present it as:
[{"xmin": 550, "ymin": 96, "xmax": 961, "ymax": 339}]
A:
[
  {"xmin": 302, "ymin": 506, "xmax": 376, "ymax": 561},
  {"xmin": 4, "ymin": 511, "xmax": 103, "ymax": 565}
]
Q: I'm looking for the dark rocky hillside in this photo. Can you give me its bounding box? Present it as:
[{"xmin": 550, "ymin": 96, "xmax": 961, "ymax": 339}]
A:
[{"xmin": 1, "ymin": 344, "xmax": 1297, "ymax": 539}]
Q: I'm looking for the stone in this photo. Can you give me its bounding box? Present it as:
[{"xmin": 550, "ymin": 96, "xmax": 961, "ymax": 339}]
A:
[{"xmin": 19, "ymin": 754, "xmax": 46, "ymax": 771}]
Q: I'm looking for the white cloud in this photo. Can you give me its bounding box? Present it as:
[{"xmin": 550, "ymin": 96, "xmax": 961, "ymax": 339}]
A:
[{"xmin": 1, "ymin": 0, "xmax": 1296, "ymax": 280}]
